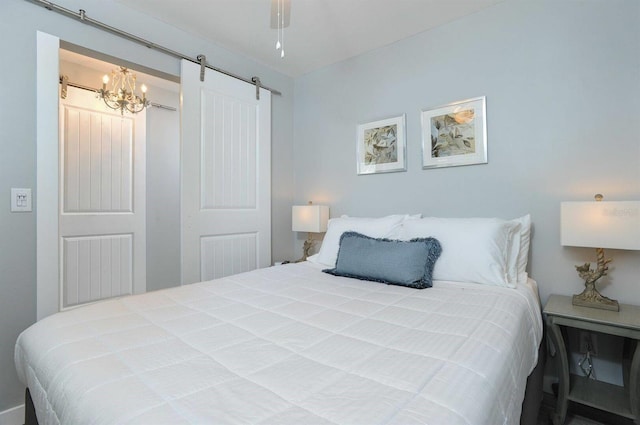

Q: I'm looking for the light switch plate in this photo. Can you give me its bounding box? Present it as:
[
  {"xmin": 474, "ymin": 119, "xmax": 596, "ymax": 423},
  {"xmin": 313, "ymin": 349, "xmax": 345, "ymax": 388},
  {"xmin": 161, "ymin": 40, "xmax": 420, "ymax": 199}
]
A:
[{"xmin": 11, "ymin": 188, "xmax": 32, "ymax": 212}]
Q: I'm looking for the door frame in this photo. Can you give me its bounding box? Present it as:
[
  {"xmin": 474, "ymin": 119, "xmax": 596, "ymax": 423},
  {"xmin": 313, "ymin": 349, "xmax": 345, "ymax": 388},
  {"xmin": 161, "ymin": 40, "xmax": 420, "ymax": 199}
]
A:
[{"xmin": 36, "ymin": 31, "xmax": 61, "ymax": 320}]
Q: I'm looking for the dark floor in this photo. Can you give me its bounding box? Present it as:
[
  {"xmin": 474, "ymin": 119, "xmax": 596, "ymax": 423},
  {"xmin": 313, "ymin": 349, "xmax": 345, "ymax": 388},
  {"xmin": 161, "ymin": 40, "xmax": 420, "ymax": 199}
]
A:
[
  {"xmin": 537, "ymin": 394, "xmax": 634, "ymax": 425},
  {"xmin": 537, "ymin": 403, "xmax": 605, "ymax": 425}
]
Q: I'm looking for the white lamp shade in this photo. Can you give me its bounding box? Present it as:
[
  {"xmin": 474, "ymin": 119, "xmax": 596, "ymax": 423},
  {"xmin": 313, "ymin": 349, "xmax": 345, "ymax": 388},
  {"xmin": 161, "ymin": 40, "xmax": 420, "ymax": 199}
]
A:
[
  {"xmin": 292, "ymin": 205, "xmax": 329, "ymax": 233},
  {"xmin": 561, "ymin": 201, "xmax": 640, "ymax": 250}
]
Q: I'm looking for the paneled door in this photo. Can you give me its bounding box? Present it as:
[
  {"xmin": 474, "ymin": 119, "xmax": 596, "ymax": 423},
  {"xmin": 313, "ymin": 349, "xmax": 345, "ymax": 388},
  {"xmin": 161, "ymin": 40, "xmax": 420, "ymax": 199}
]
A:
[
  {"xmin": 59, "ymin": 86, "xmax": 146, "ymax": 309},
  {"xmin": 181, "ymin": 60, "xmax": 271, "ymax": 284}
]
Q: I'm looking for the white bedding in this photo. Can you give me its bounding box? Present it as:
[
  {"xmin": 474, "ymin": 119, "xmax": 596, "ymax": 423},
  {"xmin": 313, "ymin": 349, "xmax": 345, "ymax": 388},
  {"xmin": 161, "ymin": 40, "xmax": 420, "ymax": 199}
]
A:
[{"xmin": 16, "ymin": 262, "xmax": 542, "ymax": 425}]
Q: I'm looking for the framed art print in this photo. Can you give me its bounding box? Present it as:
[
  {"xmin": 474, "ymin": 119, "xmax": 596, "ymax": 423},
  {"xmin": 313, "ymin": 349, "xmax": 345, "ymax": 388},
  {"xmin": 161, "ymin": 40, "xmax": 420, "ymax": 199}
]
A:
[
  {"xmin": 421, "ymin": 96, "xmax": 487, "ymax": 169},
  {"xmin": 357, "ymin": 114, "xmax": 406, "ymax": 175}
]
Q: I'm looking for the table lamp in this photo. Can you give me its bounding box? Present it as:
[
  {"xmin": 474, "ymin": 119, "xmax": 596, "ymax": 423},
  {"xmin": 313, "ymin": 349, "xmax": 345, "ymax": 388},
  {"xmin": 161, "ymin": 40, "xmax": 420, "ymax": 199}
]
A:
[
  {"xmin": 292, "ymin": 202, "xmax": 329, "ymax": 262},
  {"xmin": 561, "ymin": 195, "xmax": 640, "ymax": 311}
]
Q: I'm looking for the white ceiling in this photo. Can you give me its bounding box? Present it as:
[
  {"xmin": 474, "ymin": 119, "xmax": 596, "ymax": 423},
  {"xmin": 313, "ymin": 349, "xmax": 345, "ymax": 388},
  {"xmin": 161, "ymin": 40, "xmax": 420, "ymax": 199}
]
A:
[{"xmin": 114, "ymin": 0, "xmax": 504, "ymax": 77}]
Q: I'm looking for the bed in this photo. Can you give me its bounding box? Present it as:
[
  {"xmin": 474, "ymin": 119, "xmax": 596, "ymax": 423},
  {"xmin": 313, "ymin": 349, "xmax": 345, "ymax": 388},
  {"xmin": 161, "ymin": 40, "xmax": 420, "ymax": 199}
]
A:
[{"xmin": 15, "ymin": 214, "xmax": 544, "ymax": 425}]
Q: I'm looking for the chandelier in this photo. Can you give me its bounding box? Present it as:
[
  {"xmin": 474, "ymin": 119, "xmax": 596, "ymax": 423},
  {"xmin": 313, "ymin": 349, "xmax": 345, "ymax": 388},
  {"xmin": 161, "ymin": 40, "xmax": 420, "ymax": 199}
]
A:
[{"xmin": 98, "ymin": 67, "xmax": 149, "ymax": 115}]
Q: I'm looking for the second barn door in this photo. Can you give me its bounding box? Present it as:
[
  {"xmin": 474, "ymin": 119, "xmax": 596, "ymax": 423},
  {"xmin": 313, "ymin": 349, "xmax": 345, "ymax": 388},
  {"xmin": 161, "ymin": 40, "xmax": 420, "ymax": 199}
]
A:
[{"xmin": 180, "ymin": 60, "xmax": 271, "ymax": 284}]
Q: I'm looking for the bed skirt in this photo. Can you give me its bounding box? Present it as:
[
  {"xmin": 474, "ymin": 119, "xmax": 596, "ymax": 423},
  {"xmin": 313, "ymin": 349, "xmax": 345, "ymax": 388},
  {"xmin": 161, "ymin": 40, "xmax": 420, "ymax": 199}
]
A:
[{"xmin": 521, "ymin": 336, "xmax": 546, "ymax": 425}]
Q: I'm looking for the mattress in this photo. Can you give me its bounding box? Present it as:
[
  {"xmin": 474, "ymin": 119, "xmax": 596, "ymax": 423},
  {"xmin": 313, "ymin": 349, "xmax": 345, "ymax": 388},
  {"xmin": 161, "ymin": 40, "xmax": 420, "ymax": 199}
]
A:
[{"xmin": 15, "ymin": 261, "xmax": 542, "ymax": 425}]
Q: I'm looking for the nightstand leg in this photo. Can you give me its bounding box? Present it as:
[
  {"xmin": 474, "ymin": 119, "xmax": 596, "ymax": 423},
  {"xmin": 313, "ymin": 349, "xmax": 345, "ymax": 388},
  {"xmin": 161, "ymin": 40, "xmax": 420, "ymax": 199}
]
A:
[
  {"xmin": 631, "ymin": 339, "xmax": 640, "ymax": 421},
  {"xmin": 548, "ymin": 321, "xmax": 569, "ymax": 425}
]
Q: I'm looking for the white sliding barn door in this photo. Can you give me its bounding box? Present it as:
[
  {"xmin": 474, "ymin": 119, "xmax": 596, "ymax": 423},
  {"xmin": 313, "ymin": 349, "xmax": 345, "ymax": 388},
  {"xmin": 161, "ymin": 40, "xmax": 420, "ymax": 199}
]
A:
[
  {"xmin": 181, "ymin": 60, "xmax": 271, "ymax": 284},
  {"xmin": 59, "ymin": 86, "xmax": 146, "ymax": 309}
]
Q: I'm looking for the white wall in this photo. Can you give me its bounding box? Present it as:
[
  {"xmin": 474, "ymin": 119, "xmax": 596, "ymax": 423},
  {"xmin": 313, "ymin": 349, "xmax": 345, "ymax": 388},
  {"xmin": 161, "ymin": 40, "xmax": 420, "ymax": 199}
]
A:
[
  {"xmin": 293, "ymin": 0, "xmax": 640, "ymax": 306},
  {"xmin": 145, "ymin": 86, "xmax": 182, "ymax": 291},
  {"xmin": 0, "ymin": 0, "xmax": 294, "ymax": 412}
]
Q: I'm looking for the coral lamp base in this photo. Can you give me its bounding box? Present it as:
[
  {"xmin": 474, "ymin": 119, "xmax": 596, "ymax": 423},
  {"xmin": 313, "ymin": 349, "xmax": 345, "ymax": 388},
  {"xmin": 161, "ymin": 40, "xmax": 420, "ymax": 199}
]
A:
[{"xmin": 572, "ymin": 288, "xmax": 619, "ymax": 311}]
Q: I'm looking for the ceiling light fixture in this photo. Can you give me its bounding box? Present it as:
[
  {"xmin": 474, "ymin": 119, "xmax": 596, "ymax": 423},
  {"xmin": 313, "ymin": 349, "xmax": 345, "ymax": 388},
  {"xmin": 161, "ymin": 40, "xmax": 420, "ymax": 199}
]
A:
[
  {"xmin": 271, "ymin": 0, "xmax": 290, "ymax": 59},
  {"xmin": 98, "ymin": 67, "xmax": 149, "ymax": 115}
]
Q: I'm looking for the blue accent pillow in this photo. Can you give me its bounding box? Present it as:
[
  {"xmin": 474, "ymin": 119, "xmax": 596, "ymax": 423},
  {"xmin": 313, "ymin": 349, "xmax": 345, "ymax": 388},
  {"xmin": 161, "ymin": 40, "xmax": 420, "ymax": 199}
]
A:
[{"xmin": 323, "ymin": 231, "xmax": 442, "ymax": 289}]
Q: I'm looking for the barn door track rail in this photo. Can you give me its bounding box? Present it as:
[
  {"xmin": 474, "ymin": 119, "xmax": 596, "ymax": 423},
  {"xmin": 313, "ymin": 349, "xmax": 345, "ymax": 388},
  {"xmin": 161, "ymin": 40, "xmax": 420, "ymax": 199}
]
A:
[{"xmin": 27, "ymin": 0, "xmax": 281, "ymax": 99}]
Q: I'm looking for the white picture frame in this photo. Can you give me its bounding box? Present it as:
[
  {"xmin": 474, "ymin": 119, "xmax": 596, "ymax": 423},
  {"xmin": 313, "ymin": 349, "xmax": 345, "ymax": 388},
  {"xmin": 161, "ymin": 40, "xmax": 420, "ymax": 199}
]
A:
[
  {"xmin": 357, "ymin": 114, "xmax": 407, "ymax": 175},
  {"xmin": 421, "ymin": 96, "xmax": 487, "ymax": 169}
]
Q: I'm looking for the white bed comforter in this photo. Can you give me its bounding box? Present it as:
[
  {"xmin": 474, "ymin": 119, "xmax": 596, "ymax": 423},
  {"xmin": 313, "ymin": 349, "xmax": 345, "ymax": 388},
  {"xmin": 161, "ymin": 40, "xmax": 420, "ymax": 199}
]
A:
[{"xmin": 16, "ymin": 262, "xmax": 542, "ymax": 425}]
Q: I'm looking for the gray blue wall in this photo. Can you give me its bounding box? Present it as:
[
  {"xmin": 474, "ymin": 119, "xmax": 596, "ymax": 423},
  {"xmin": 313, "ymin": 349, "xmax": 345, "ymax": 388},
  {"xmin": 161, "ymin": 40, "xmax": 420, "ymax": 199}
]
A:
[
  {"xmin": 293, "ymin": 0, "xmax": 640, "ymax": 307},
  {"xmin": 0, "ymin": 0, "xmax": 294, "ymax": 411}
]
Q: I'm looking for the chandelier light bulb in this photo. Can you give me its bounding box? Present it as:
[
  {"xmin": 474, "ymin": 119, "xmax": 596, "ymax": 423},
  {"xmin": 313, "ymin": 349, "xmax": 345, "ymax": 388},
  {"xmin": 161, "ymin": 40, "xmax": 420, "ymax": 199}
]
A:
[
  {"xmin": 141, "ymin": 84, "xmax": 147, "ymax": 94},
  {"xmin": 281, "ymin": 49, "xmax": 285, "ymax": 58},
  {"xmin": 276, "ymin": 40, "xmax": 281, "ymax": 50}
]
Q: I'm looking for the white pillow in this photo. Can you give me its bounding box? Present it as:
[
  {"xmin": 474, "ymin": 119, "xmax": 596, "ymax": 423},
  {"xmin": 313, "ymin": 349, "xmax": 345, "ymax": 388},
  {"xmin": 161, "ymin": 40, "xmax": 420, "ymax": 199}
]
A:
[
  {"xmin": 512, "ymin": 214, "xmax": 531, "ymax": 284},
  {"xmin": 306, "ymin": 253, "xmax": 321, "ymax": 264},
  {"xmin": 315, "ymin": 215, "xmax": 411, "ymax": 267},
  {"xmin": 399, "ymin": 217, "xmax": 521, "ymax": 287},
  {"xmin": 339, "ymin": 213, "xmax": 422, "ymax": 239},
  {"xmin": 505, "ymin": 219, "xmax": 522, "ymax": 285}
]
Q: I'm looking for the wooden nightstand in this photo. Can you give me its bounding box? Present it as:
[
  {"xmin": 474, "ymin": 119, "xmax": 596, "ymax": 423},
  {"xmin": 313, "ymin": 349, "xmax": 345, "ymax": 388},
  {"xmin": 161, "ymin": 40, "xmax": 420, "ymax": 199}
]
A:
[{"xmin": 544, "ymin": 294, "xmax": 640, "ymax": 425}]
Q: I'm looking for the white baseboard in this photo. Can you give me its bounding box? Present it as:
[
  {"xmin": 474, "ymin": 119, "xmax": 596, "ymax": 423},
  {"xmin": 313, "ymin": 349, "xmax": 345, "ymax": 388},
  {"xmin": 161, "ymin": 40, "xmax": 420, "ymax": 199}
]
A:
[{"xmin": 0, "ymin": 404, "xmax": 24, "ymax": 425}]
